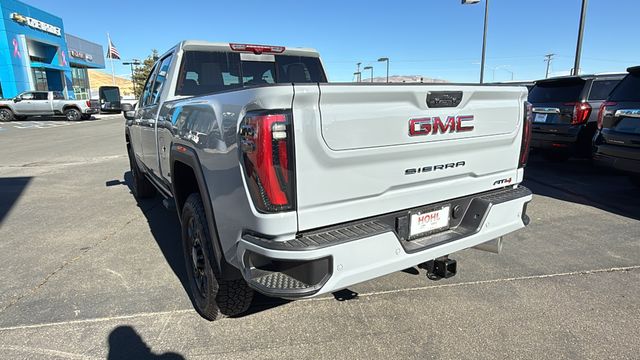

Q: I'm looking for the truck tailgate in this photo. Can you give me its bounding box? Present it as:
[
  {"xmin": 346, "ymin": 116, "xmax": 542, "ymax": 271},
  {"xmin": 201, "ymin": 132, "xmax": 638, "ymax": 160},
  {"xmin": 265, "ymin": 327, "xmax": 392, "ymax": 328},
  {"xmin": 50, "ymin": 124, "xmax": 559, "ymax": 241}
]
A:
[{"xmin": 292, "ymin": 84, "xmax": 528, "ymax": 230}]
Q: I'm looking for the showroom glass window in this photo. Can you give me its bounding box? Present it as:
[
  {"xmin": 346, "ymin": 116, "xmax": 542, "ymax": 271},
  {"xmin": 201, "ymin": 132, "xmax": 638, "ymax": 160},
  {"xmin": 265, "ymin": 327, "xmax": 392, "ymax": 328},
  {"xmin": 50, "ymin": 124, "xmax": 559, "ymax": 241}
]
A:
[
  {"xmin": 32, "ymin": 69, "xmax": 48, "ymax": 91},
  {"xmin": 72, "ymin": 67, "xmax": 90, "ymax": 100}
]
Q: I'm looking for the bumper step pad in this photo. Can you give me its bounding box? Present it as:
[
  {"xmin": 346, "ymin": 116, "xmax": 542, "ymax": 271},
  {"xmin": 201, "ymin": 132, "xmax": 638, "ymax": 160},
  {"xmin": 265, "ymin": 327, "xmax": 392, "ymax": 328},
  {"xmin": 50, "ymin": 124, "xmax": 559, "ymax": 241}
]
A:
[{"xmin": 252, "ymin": 271, "xmax": 312, "ymax": 291}]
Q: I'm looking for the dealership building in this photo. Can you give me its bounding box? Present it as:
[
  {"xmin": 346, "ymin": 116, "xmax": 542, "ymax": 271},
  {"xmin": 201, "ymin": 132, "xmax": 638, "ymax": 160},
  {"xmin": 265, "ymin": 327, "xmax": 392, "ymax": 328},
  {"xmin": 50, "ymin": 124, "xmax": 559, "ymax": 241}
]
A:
[{"xmin": 0, "ymin": 0, "xmax": 105, "ymax": 99}]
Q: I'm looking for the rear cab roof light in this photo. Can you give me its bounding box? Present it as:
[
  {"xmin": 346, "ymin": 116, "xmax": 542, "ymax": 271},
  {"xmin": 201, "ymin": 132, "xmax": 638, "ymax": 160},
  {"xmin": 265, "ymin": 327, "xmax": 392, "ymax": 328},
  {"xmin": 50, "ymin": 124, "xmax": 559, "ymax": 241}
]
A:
[{"xmin": 229, "ymin": 43, "xmax": 285, "ymax": 55}]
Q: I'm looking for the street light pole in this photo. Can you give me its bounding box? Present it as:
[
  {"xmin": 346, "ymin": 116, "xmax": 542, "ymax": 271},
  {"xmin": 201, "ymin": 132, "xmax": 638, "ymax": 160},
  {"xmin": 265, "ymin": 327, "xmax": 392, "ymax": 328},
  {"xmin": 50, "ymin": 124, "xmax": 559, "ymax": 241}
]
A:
[
  {"xmin": 378, "ymin": 57, "xmax": 389, "ymax": 83},
  {"xmin": 462, "ymin": 0, "xmax": 489, "ymax": 83},
  {"xmin": 480, "ymin": 0, "xmax": 489, "ymax": 84},
  {"xmin": 363, "ymin": 66, "xmax": 373, "ymax": 82},
  {"xmin": 356, "ymin": 62, "xmax": 362, "ymax": 82},
  {"xmin": 122, "ymin": 59, "xmax": 141, "ymax": 96},
  {"xmin": 573, "ymin": 0, "xmax": 588, "ymax": 76}
]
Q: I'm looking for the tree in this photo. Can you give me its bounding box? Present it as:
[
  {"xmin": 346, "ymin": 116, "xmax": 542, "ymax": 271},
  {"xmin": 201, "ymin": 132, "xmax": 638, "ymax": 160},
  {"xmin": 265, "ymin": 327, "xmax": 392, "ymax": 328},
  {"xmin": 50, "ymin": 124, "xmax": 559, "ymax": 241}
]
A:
[{"xmin": 131, "ymin": 49, "xmax": 159, "ymax": 99}]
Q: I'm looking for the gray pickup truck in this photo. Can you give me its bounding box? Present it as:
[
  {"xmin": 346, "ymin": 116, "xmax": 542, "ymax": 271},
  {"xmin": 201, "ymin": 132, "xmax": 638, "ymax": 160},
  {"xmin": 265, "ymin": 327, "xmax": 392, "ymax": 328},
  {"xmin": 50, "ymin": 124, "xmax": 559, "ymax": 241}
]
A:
[
  {"xmin": 124, "ymin": 41, "xmax": 533, "ymax": 321},
  {"xmin": 0, "ymin": 91, "xmax": 99, "ymax": 121}
]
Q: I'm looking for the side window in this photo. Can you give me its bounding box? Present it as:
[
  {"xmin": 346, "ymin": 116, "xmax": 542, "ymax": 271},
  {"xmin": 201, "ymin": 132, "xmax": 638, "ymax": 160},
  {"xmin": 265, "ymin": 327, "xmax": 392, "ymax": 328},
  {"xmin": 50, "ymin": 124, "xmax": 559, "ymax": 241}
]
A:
[
  {"xmin": 20, "ymin": 92, "xmax": 34, "ymax": 100},
  {"xmin": 140, "ymin": 64, "xmax": 159, "ymax": 107},
  {"xmin": 149, "ymin": 54, "xmax": 174, "ymax": 105},
  {"xmin": 33, "ymin": 92, "xmax": 49, "ymax": 100},
  {"xmin": 53, "ymin": 92, "xmax": 65, "ymax": 100},
  {"xmin": 588, "ymin": 79, "xmax": 620, "ymax": 101}
]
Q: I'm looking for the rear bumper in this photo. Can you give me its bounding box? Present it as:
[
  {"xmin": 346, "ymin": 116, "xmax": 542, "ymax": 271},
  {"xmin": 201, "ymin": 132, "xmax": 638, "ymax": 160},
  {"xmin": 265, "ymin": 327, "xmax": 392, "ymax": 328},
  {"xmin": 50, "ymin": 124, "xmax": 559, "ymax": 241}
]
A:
[
  {"xmin": 531, "ymin": 124, "xmax": 587, "ymax": 152},
  {"xmin": 593, "ymin": 146, "xmax": 640, "ymax": 174},
  {"xmin": 237, "ymin": 186, "xmax": 532, "ymax": 298}
]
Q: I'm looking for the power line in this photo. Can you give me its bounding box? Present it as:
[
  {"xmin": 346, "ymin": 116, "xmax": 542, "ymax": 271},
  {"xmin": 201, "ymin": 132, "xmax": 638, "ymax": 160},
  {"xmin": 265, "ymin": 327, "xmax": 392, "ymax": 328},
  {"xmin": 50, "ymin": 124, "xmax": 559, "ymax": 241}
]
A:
[{"xmin": 544, "ymin": 53, "xmax": 556, "ymax": 79}]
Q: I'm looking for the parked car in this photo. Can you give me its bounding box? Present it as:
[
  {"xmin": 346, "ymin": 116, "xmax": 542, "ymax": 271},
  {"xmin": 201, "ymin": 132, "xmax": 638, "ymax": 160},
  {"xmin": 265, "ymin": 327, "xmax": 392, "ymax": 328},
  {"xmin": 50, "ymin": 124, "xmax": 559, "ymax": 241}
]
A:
[
  {"xmin": 99, "ymin": 86, "xmax": 122, "ymax": 113},
  {"xmin": 0, "ymin": 91, "xmax": 99, "ymax": 121},
  {"xmin": 528, "ymin": 73, "xmax": 624, "ymax": 160},
  {"xmin": 593, "ymin": 66, "xmax": 640, "ymax": 186},
  {"xmin": 124, "ymin": 40, "xmax": 533, "ymax": 321}
]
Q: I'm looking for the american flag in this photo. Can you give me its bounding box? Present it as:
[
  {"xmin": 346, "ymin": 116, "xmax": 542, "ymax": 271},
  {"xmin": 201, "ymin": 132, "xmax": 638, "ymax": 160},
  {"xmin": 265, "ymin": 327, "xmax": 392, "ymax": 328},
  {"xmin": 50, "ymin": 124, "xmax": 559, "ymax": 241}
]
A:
[{"xmin": 106, "ymin": 37, "xmax": 120, "ymax": 60}]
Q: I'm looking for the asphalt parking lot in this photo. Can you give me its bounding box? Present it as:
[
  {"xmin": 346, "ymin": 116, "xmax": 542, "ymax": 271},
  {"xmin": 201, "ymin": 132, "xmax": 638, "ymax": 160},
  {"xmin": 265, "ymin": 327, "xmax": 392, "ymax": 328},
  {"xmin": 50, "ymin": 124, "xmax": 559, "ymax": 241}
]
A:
[{"xmin": 0, "ymin": 116, "xmax": 638, "ymax": 359}]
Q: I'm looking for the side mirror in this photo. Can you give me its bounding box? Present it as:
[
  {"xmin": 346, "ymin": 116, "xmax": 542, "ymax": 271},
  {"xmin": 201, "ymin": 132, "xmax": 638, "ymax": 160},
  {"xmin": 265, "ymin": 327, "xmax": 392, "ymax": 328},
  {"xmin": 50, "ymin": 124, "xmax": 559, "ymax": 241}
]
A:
[
  {"xmin": 13, "ymin": 97, "xmax": 21, "ymax": 103},
  {"xmin": 122, "ymin": 103, "xmax": 136, "ymax": 120}
]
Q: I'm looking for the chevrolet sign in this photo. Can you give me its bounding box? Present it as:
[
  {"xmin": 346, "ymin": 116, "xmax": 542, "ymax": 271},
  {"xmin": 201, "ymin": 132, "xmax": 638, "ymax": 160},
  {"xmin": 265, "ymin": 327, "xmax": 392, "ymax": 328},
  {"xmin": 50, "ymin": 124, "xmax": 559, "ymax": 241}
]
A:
[{"xmin": 11, "ymin": 12, "xmax": 61, "ymax": 37}]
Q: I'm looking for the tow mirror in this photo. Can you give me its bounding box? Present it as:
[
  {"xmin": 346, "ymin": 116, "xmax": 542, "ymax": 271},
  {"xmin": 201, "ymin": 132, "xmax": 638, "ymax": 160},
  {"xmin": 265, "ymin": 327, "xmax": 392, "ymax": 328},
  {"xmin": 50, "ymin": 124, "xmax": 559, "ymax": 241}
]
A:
[{"xmin": 122, "ymin": 103, "xmax": 136, "ymax": 120}]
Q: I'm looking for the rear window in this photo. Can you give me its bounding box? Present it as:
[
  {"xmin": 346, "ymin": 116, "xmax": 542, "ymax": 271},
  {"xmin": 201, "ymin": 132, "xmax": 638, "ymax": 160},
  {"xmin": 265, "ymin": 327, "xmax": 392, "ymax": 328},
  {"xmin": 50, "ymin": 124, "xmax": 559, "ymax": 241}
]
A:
[
  {"xmin": 528, "ymin": 79, "xmax": 586, "ymax": 103},
  {"xmin": 588, "ymin": 79, "xmax": 620, "ymax": 100},
  {"xmin": 175, "ymin": 51, "xmax": 327, "ymax": 96},
  {"xmin": 609, "ymin": 72, "xmax": 640, "ymax": 102}
]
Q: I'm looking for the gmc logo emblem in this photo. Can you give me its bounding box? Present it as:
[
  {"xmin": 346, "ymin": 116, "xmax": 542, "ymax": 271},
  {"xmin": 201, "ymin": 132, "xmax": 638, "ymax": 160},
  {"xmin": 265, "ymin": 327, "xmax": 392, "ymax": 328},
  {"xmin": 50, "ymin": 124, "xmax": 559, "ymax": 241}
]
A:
[{"xmin": 409, "ymin": 115, "xmax": 474, "ymax": 136}]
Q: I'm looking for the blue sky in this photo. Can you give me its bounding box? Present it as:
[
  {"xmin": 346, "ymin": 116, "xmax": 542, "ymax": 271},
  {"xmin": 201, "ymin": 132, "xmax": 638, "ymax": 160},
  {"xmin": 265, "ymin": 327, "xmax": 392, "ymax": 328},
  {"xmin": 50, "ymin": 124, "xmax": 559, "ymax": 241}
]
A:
[{"xmin": 25, "ymin": 0, "xmax": 638, "ymax": 82}]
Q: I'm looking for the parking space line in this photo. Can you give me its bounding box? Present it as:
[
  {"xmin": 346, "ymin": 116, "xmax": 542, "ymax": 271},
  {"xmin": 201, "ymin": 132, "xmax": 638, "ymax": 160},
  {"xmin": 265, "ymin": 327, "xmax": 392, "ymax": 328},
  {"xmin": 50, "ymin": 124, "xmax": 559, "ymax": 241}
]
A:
[
  {"xmin": 304, "ymin": 265, "xmax": 640, "ymax": 301},
  {"xmin": 0, "ymin": 309, "xmax": 196, "ymax": 332},
  {"xmin": 0, "ymin": 265, "xmax": 637, "ymax": 332}
]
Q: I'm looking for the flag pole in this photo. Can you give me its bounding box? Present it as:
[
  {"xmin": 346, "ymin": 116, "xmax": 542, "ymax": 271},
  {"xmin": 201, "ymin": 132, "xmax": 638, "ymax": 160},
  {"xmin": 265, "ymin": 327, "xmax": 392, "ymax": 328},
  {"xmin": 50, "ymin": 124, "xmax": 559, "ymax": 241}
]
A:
[{"xmin": 107, "ymin": 33, "xmax": 115, "ymax": 85}]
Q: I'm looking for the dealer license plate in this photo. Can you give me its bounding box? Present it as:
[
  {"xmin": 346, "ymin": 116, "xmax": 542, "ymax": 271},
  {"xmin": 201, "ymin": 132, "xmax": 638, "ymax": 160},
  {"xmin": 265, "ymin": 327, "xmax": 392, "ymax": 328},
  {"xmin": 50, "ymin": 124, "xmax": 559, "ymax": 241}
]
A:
[
  {"xmin": 409, "ymin": 206, "xmax": 451, "ymax": 238},
  {"xmin": 534, "ymin": 113, "xmax": 548, "ymax": 123}
]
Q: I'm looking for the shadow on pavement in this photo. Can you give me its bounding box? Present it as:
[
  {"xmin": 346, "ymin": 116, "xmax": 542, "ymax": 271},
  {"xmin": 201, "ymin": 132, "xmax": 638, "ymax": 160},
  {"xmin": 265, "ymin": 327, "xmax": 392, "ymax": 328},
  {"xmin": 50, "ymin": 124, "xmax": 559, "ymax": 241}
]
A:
[
  {"xmin": 0, "ymin": 177, "xmax": 32, "ymax": 224},
  {"xmin": 107, "ymin": 326, "xmax": 184, "ymax": 360},
  {"xmin": 524, "ymin": 153, "xmax": 640, "ymax": 220},
  {"xmin": 111, "ymin": 171, "xmax": 289, "ymax": 319}
]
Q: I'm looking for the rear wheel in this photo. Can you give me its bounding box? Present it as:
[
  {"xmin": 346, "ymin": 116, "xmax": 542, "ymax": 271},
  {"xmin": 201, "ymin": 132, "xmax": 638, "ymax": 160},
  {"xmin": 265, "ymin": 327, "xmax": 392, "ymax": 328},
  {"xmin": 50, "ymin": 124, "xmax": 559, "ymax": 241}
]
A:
[
  {"xmin": 64, "ymin": 108, "xmax": 81, "ymax": 121},
  {"xmin": 128, "ymin": 147, "xmax": 155, "ymax": 199},
  {"xmin": 0, "ymin": 108, "xmax": 14, "ymax": 122},
  {"xmin": 181, "ymin": 193, "xmax": 253, "ymax": 321}
]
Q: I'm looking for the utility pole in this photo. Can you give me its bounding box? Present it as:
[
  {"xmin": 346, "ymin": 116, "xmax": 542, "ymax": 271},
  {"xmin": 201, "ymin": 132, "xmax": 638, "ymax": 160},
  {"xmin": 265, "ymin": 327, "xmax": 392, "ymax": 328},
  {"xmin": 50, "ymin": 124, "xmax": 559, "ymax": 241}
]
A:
[
  {"xmin": 573, "ymin": 0, "xmax": 588, "ymax": 76},
  {"xmin": 544, "ymin": 53, "xmax": 555, "ymax": 79},
  {"xmin": 356, "ymin": 62, "xmax": 362, "ymax": 82}
]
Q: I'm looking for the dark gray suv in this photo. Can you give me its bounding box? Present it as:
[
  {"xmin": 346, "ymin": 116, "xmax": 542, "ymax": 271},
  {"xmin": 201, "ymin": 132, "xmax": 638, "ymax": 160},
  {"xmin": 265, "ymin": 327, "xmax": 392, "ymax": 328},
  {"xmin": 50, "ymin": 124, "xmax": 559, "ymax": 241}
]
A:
[
  {"xmin": 593, "ymin": 66, "xmax": 640, "ymax": 186},
  {"xmin": 528, "ymin": 73, "xmax": 624, "ymax": 160}
]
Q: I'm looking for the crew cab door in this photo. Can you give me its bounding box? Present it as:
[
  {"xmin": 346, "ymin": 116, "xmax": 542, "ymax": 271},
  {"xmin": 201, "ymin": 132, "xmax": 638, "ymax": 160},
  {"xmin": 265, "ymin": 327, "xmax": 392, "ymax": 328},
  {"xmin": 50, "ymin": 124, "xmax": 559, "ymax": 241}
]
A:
[
  {"xmin": 33, "ymin": 92, "xmax": 54, "ymax": 114},
  {"xmin": 131, "ymin": 63, "xmax": 158, "ymax": 166},
  {"xmin": 140, "ymin": 53, "xmax": 174, "ymax": 176},
  {"xmin": 12, "ymin": 92, "xmax": 38, "ymax": 115}
]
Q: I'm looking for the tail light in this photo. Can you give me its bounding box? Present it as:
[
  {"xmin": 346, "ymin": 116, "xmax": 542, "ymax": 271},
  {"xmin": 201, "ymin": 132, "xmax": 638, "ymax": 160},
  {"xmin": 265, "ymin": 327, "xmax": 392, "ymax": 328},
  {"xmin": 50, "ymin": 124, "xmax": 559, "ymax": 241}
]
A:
[
  {"xmin": 86, "ymin": 100, "xmax": 91, "ymax": 107},
  {"xmin": 597, "ymin": 101, "xmax": 617, "ymax": 129},
  {"xmin": 564, "ymin": 101, "xmax": 592, "ymax": 125},
  {"xmin": 230, "ymin": 43, "xmax": 285, "ymax": 54},
  {"xmin": 239, "ymin": 111, "xmax": 295, "ymax": 213},
  {"xmin": 519, "ymin": 101, "xmax": 533, "ymax": 168}
]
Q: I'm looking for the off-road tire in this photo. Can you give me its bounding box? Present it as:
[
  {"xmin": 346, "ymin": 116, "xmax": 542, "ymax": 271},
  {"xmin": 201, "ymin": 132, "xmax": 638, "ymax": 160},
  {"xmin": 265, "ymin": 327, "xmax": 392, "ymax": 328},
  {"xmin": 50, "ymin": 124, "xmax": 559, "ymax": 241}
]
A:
[
  {"xmin": 181, "ymin": 193, "xmax": 253, "ymax": 321},
  {"xmin": 0, "ymin": 108, "xmax": 14, "ymax": 122},
  {"xmin": 128, "ymin": 147, "xmax": 156, "ymax": 199},
  {"xmin": 64, "ymin": 107, "xmax": 81, "ymax": 121}
]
